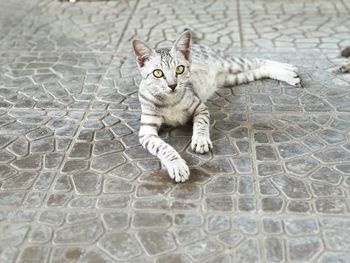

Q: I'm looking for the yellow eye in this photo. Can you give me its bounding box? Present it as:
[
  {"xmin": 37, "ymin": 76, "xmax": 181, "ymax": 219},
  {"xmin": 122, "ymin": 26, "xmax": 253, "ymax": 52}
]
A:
[
  {"xmin": 176, "ymin": 65, "xmax": 185, "ymax": 75},
  {"xmin": 153, "ymin": 69, "xmax": 164, "ymax": 78}
]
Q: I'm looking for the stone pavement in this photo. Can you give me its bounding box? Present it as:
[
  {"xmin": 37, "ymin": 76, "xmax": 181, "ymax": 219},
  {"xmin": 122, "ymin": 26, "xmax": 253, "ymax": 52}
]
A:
[{"xmin": 0, "ymin": 0, "xmax": 350, "ymax": 262}]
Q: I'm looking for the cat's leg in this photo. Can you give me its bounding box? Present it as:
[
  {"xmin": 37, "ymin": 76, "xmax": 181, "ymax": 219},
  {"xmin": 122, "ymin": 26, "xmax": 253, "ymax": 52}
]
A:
[
  {"xmin": 139, "ymin": 114, "xmax": 189, "ymax": 182},
  {"xmin": 260, "ymin": 60, "xmax": 300, "ymax": 86},
  {"xmin": 191, "ymin": 101, "xmax": 213, "ymax": 154},
  {"xmin": 217, "ymin": 58, "xmax": 300, "ymax": 87}
]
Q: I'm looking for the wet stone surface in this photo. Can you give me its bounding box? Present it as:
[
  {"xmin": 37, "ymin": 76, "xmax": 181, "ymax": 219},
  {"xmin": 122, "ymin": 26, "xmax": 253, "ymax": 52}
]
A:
[{"xmin": 1, "ymin": 0, "xmax": 350, "ymax": 262}]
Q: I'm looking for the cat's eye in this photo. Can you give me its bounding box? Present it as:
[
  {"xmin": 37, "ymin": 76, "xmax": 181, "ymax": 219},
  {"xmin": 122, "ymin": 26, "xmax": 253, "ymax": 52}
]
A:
[
  {"xmin": 176, "ymin": 65, "xmax": 185, "ymax": 75},
  {"xmin": 153, "ymin": 69, "xmax": 164, "ymax": 78}
]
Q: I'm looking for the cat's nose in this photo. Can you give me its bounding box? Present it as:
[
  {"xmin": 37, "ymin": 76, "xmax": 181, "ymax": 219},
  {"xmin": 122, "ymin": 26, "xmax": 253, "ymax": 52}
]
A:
[{"xmin": 168, "ymin": 84, "xmax": 177, "ymax": 91}]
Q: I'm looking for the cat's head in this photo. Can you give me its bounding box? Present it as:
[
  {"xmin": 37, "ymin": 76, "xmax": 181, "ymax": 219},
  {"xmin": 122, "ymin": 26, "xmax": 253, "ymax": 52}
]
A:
[{"xmin": 132, "ymin": 30, "xmax": 191, "ymax": 94}]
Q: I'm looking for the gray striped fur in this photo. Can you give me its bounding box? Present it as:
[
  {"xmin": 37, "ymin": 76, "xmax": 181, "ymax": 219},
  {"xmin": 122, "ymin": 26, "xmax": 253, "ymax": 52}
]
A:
[{"xmin": 132, "ymin": 30, "xmax": 300, "ymax": 182}]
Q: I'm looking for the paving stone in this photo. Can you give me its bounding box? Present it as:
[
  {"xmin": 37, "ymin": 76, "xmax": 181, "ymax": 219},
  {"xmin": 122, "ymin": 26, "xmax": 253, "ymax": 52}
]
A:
[
  {"xmin": 315, "ymin": 198, "xmax": 348, "ymax": 214},
  {"xmin": 238, "ymin": 197, "xmax": 256, "ymax": 211},
  {"xmin": 287, "ymin": 237, "xmax": 323, "ymax": 262},
  {"xmin": 233, "ymin": 216, "xmax": 258, "ymax": 235},
  {"xmin": 262, "ymin": 218, "xmax": 282, "ymax": 234},
  {"xmin": 156, "ymin": 253, "xmax": 192, "ymax": 263},
  {"xmin": 256, "ymin": 145, "xmax": 277, "ymax": 161},
  {"xmin": 314, "ymin": 148, "xmax": 350, "ymax": 163},
  {"xmin": 133, "ymin": 212, "xmax": 172, "ymax": 228},
  {"xmin": 285, "ymin": 156, "xmax": 319, "ymax": 176},
  {"xmin": 102, "ymin": 212, "xmax": 129, "ymax": 231},
  {"xmin": 0, "ymin": 224, "xmax": 29, "ymax": 246},
  {"xmin": 50, "ymin": 247, "xmax": 84, "ymax": 263},
  {"xmin": 205, "ymin": 175, "xmax": 235, "ymax": 194},
  {"xmin": 205, "ymin": 196, "xmax": 233, "ymax": 212},
  {"xmin": 285, "ymin": 218, "xmax": 318, "ymax": 236},
  {"xmin": 54, "ymin": 220, "xmax": 104, "ymax": 244},
  {"xmin": 238, "ymin": 175, "xmax": 254, "ymax": 194},
  {"xmin": 264, "ymin": 237, "xmax": 284, "ymax": 263},
  {"xmin": 261, "ymin": 197, "xmax": 283, "ymax": 212},
  {"xmin": 109, "ymin": 163, "xmax": 141, "ymax": 181},
  {"xmin": 97, "ymin": 195, "xmax": 130, "ymax": 208},
  {"xmin": 287, "ymin": 200, "xmax": 311, "ymax": 213},
  {"xmin": 235, "ymin": 239, "xmax": 259, "ymax": 263},
  {"xmin": 318, "ymin": 252, "xmax": 350, "ymax": 263},
  {"xmin": 324, "ymin": 230, "xmax": 350, "ymax": 251},
  {"xmin": 310, "ymin": 167, "xmax": 342, "ymax": 185},
  {"xmin": 170, "ymin": 184, "xmax": 201, "ymax": 200},
  {"xmin": 200, "ymin": 158, "xmax": 235, "ymax": 174},
  {"xmin": 185, "ymin": 240, "xmax": 222, "ymax": 262},
  {"xmin": 29, "ymin": 225, "xmax": 52, "ymax": 244},
  {"xmin": 174, "ymin": 213, "xmax": 203, "ymax": 227},
  {"xmin": 91, "ymin": 153, "xmax": 125, "ymax": 173},
  {"xmin": 137, "ymin": 230, "xmax": 176, "ymax": 256},
  {"xmin": 207, "ymin": 214, "xmax": 230, "ymax": 233},
  {"xmin": 175, "ymin": 228, "xmax": 205, "ymax": 246},
  {"xmin": 257, "ymin": 163, "xmax": 283, "ymax": 177},
  {"xmin": 98, "ymin": 233, "xmax": 141, "ymax": 261},
  {"xmin": 17, "ymin": 246, "xmax": 49, "ymax": 263},
  {"xmin": 272, "ymin": 175, "xmax": 310, "ymax": 199},
  {"xmin": 72, "ymin": 171, "xmax": 102, "ymax": 195}
]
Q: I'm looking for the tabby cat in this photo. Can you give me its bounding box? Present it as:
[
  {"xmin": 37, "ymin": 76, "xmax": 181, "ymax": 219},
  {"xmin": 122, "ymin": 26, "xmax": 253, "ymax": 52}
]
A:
[{"xmin": 132, "ymin": 30, "xmax": 300, "ymax": 182}]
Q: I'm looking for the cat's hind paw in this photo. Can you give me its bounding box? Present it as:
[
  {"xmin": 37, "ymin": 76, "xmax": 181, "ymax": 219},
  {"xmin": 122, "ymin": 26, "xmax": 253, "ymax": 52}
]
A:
[
  {"xmin": 191, "ymin": 135, "xmax": 213, "ymax": 154},
  {"xmin": 166, "ymin": 159, "xmax": 190, "ymax": 183}
]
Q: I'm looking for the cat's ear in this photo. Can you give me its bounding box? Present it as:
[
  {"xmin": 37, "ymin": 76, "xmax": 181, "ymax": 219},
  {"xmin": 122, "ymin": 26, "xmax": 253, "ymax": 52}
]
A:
[
  {"xmin": 172, "ymin": 30, "xmax": 191, "ymax": 60},
  {"xmin": 132, "ymin": 40, "xmax": 153, "ymax": 67}
]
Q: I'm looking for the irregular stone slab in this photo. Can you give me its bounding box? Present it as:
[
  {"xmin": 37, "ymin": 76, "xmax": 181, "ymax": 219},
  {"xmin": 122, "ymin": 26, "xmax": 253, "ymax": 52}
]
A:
[
  {"xmin": 137, "ymin": 230, "xmax": 176, "ymax": 256},
  {"xmin": 133, "ymin": 212, "xmax": 172, "ymax": 228},
  {"xmin": 185, "ymin": 240, "xmax": 222, "ymax": 261},
  {"xmin": 318, "ymin": 252, "xmax": 350, "ymax": 263},
  {"xmin": 1, "ymin": 171, "xmax": 38, "ymax": 190},
  {"xmin": 207, "ymin": 214, "xmax": 230, "ymax": 233},
  {"xmin": 314, "ymin": 148, "xmax": 350, "ymax": 163},
  {"xmin": 236, "ymin": 239, "xmax": 259, "ymax": 263},
  {"xmin": 310, "ymin": 167, "xmax": 342, "ymax": 185},
  {"xmin": 324, "ymin": 230, "xmax": 350, "ymax": 251},
  {"xmin": 287, "ymin": 237, "xmax": 323, "ymax": 262},
  {"xmin": 205, "ymin": 196, "xmax": 233, "ymax": 212},
  {"xmin": 98, "ymin": 233, "xmax": 141, "ymax": 261},
  {"xmin": 103, "ymin": 178, "xmax": 133, "ymax": 193},
  {"xmin": 54, "ymin": 220, "xmax": 104, "ymax": 244},
  {"xmin": 200, "ymin": 158, "xmax": 235, "ymax": 174},
  {"xmin": 315, "ymin": 198, "xmax": 348, "ymax": 214},
  {"xmin": 175, "ymin": 228, "xmax": 205, "ymax": 245},
  {"xmin": 93, "ymin": 141, "xmax": 124, "ymax": 156},
  {"xmin": 257, "ymin": 163, "xmax": 283, "ymax": 177},
  {"xmin": 205, "ymin": 175, "xmax": 235, "ymax": 194},
  {"xmin": 285, "ymin": 156, "xmax": 319, "ymax": 176},
  {"xmin": 285, "ymin": 218, "xmax": 318, "ymax": 236},
  {"xmin": 0, "ymin": 224, "xmax": 29, "ymax": 246},
  {"xmin": 109, "ymin": 163, "xmax": 141, "ymax": 181},
  {"xmin": 17, "ymin": 246, "xmax": 49, "ymax": 263},
  {"xmin": 50, "ymin": 247, "xmax": 84, "ymax": 263},
  {"xmin": 218, "ymin": 231, "xmax": 243, "ymax": 248},
  {"xmin": 263, "ymin": 218, "xmax": 283, "ymax": 234},
  {"xmin": 256, "ymin": 146, "xmax": 277, "ymax": 161},
  {"xmin": 72, "ymin": 171, "xmax": 102, "ymax": 195},
  {"xmin": 78, "ymin": 248, "xmax": 115, "ymax": 263},
  {"xmin": 0, "ymin": 192, "xmax": 26, "ymax": 206},
  {"xmin": 272, "ymin": 175, "xmax": 310, "ymax": 199},
  {"xmin": 264, "ymin": 237, "xmax": 284, "ymax": 262},
  {"xmin": 103, "ymin": 212, "xmax": 129, "ymax": 231},
  {"xmin": 91, "ymin": 153, "xmax": 125, "ymax": 173}
]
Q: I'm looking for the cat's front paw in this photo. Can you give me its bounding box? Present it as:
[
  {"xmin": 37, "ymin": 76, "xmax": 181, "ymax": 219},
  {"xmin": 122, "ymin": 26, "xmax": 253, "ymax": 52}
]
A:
[
  {"xmin": 340, "ymin": 63, "xmax": 350, "ymax": 73},
  {"xmin": 165, "ymin": 158, "xmax": 190, "ymax": 183},
  {"xmin": 191, "ymin": 135, "xmax": 213, "ymax": 154}
]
